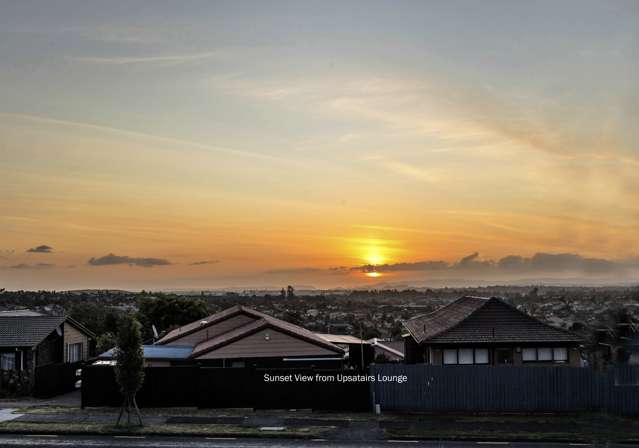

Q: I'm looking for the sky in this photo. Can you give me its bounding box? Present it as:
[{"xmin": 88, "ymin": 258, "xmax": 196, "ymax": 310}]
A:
[{"xmin": 1, "ymin": 0, "xmax": 638, "ymax": 290}]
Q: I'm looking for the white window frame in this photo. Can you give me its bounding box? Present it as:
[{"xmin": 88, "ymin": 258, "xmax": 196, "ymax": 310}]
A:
[
  {"xmin": 67, "ymin": 343, "xmax": 83, "ymax": 362},
  {"xmin": 443, "ymin": 348, "xmax": 490, "ymax": 365},
  {"xmin": 521, "ymin": 347, "xmax": 569, "ymax": 363}
]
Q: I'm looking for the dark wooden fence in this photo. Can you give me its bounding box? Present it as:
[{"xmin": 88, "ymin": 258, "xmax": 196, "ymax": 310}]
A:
[
  {"xmin": 33, "ymin": 362, "xmax": 83, "ymax": 398},
  {"xmin": 371, "ymin": 364, "xmax": 639, "ymax": 415},
  {"xmin": 82, "ymin": 366, "xmax": 370, "ymax": 411}
]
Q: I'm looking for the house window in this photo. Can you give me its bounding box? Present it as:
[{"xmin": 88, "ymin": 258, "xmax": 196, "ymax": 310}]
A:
[
  {"xmin": 537, "ymin": 348, "xmax": 553, "ymax": 361},
  {"xmin": 458, "ymin": 348, "xmax": 474, "ymax": 364},
  {"xmin": 553, "ymin": 347, "xmax": 568, "ymax": 362},
  {"xmin": 522, "ymin": 348, "xmax": 537, "ymax": 361},
  {"xmin": 443, "ymin": 349, "xmax": 458, "ymax": 365},
  {"xmin": 443, "ymin": 348, "xmax": 490, "ymax": 365},
  {"xmin": 67, "ymin": 343, "xmax": 83, "ymax": 362},
  {"xmin": 1, "ymin": 353, "xmax": 16, "ymax": 370},
  {"xmin": 522, "ymin": 347, "xmax": 569, "ymax": 363},
  {"xmin": 474, "ymin": 348, "xmax": 489, "ymax": 364}
]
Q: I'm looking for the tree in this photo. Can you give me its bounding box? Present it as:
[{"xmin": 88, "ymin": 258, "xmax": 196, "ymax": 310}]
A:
[
  {"xmin": 114, "ymin": 315, "xmax": 145, "ymax": 426},
  {"xmin": 286, "ymin": 285, "xmax": 296, "ymax": 298},
  {"xmin": 585, "ymin": 307, "xmax": 636, "ymax": 370},
  {"xmin": 96, "ymin": 332, "xmax": 117, "ymax": 355},
  {"xmin": 137, "ymin": 295, "xmax": 208, "ymax": 341}
]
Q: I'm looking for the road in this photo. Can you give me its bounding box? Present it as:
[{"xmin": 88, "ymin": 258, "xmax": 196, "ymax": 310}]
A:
[{"xmin": 0, "ymin": 435, "xmax": 634, "ymax": 448}]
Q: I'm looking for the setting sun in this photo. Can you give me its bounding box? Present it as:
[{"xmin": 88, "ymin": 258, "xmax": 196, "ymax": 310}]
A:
[
  {"xmin": 365, "ymin": 271, "xmax": 382, "ymax": 278},
  {"xmin": 365, "ymin": 253, "xmax": 384, "ymax": 266}
]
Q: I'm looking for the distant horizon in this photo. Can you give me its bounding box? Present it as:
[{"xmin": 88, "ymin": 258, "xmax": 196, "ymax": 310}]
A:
[{"xmin": 3, "ymin": 272, "xmax": 638, "ymax": 294}]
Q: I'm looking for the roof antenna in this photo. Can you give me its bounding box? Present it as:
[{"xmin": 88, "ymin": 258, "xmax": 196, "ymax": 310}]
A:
[{"xmin": 152, "ymin": 325, "xmax": 159, "ymax": 340}]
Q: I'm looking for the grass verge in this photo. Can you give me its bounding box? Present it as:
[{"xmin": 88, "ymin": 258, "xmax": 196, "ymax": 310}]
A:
[
  {"xmin": 0, "ymin": 421, "xmax": 331, "ymax": 438},
  {"xmin": 383, "ymin": 414, "xmax": 639, "ymax": 443}
]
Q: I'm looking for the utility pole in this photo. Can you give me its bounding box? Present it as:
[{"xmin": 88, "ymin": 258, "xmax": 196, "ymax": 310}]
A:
[{"xmin": 360, "ymin": 324, "xmax": 364, "ymax": 371}]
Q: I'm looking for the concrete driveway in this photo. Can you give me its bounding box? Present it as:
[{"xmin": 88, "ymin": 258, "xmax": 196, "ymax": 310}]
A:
[{"xmin": 0, "ymin": 389, "xmax": 80, "ymax": 409}]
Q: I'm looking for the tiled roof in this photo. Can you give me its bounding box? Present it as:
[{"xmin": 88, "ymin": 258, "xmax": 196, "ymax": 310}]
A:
[
  {"xmin": 316, "ymin": 333, "xmax": 366, "ymax": 344},
  {"xmin": 99, "ymin": 345, "xmax": 193, "ymax": 360},
  {"xmin": 403, "ymin": 296, "xmax": 583, "ymax": 345},
  {"xmin": 156, "ymin": 305, "xmax": 268, "ymax": 344},
  {"xmin": 0, "ymin": 309, "xmax": 44, "ymax": 316},
  {"xmin": 190, "ymin": 314, "xmax": 345, "ymax": 358},
  {"xmin": 0, "ymin": 315, "xmax": 66, "ymax": 347}
]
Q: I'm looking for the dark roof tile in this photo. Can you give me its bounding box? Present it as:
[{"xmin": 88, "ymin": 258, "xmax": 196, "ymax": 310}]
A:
[
  {"xmin": 403, "ymin": 296, "xmax": 583, "ymax": 345},
  {"xmin": 0, "ymin": 315, "xmax": 66, "ymax": 347}
]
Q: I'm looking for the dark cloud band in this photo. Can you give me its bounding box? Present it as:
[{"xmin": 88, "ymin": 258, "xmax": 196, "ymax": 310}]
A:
[
  {"xmin": 88, "ymin": 253, "xmax": 171, "ymax": 267},
  {"xmin": 27, "ymin": 245, "xmax": 53, "ymax": 253}
]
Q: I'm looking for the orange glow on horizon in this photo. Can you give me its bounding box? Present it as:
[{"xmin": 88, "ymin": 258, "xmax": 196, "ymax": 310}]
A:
[{"xmin": 365, "ymin": 271, "xmax": 382, "ymax": 278}]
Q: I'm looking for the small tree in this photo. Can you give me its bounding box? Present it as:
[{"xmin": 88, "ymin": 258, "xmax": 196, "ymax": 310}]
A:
[
  {"xmin": 96, "ymin": 332, "xmax": 117, "ymax": 355},
  {"xmin": 114, "ymin": 315, "xmax": 145, "ymax": 426}
]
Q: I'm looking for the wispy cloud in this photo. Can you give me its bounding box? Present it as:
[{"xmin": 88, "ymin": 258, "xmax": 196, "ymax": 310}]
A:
[
  {"xmin": 265, "ymin": 266, "xmax": 349, "ymax": 276},
  {"xmin": 189, "ymin": 260, "xmax": 219, "ymax": 266},
  {"xmin": 0, "ymin": 250, "xmax": 15, "ymax": 260},
  {"xmin": 0, "ymin": 112, "xmax": 288, "ymax": 163},
  {"xmin": 70, "ymin": 51, "xmax": 222, "ymax": 66},
  {"xmin": 88, "ymin": 253, "xmax": 171, "ymax": 268},
  {"xmin": 9, "ymin": 263, "xmax": 55, "ymax": 270}
]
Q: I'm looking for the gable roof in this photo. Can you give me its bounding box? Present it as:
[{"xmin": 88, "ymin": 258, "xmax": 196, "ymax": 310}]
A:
[
  {"xmin": 65, "ymin": 316, "xmax": 96, "ymax": 338},
  {"xmin": 368, "ymin": 339, "xmax": 405, "ymax": 359},
  {"xmin": 156, "ymin": 305, "xmax": 266, "ymax": 345},
  {"xmin": 0, "ymin": 315, "xmax": 67, "ymax": 348},
  {"xmin": 190, "ymin": 314, "xmax": 345, "ymax": 359},
  {"xmin": 403, "ymin": 296, "xmax": 583, "ymax": 345}
]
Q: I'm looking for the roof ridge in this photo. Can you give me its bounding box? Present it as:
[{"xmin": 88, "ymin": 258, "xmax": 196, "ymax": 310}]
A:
[
  {"xmin": 422, "ymin": 297, "xmax": 584, "ymax": 344},
  {"xmin": 190, "ymin": 314, "xmax": 344, "ymax": 359},
  {"xmin": 156, "ymin": 304, "xmax": 249, "ymax": 344},
  {"xmin": 404, "ymin": 295, "xmax": 488, "ymax": 322},
  {"xmin": 414, "ymin": 296, "xmax": 492, "ymax": 343},
  {"xmin": 403, "ymin": 296, "xmax": 489, "ymax": 343},
  {"xmin": 190, "ymin": 318, "xmax": 269, "ymax": 357},
  {"xmin": 494, "ymin": 298, "xmax": 583, "ymax": 340}
]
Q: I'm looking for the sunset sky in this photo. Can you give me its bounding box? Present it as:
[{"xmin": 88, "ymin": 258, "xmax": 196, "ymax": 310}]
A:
[{"xmin": 1, "ymin": 1, "xmax": 638, "ymax": 290}]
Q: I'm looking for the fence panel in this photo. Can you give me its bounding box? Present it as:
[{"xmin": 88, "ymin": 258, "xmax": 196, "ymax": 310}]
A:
[
  {"xmin": 82, "ymin": 366, "xmax": 198, "ymax": 407},
  {"xmin": 33, "ymin": 362, "xmax": 82, "ymax": 398},
  {"xmin": 83, "ymin": 366, "xmax": 371, "ymax": 411},
  {"xmin": 371, "ymin": 364, "xmax": 639, "ymax": 415}
]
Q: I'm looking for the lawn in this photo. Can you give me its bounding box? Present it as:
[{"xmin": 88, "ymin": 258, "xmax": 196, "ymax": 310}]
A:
[
  {"xmin": 0, "ymin": 421, "xmax": 331, "ymax": 438},
  {"xmin": 382, "ymin": 414, "xmax": 639, "ymax": 443}
]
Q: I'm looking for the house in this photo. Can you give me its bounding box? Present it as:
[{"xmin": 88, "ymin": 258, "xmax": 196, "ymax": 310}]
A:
[
  {"xmin": 0, "ymin": 310, "xmax": 95, "ymax": 372},
  {"xmin": 317, "ymin": 333, "xmax": 375, "ymax": 369},
  {"xmin": 403, "ymin": 296, "xmax": 583, "ymax": 366},
  {"xmin": 368, "ymin": 338, "xmax": 405, "ymax": 362},
  {"xmin": 99, "ymin": 305, "xmax": 346, "ymax": 368}
]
